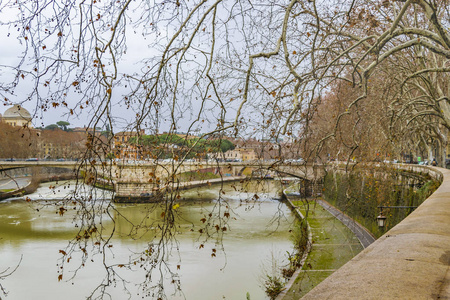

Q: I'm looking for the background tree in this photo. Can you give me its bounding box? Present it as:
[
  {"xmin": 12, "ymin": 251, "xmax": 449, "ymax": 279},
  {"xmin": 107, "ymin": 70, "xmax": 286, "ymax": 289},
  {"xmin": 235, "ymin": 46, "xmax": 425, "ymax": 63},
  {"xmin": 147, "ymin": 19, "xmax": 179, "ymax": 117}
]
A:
[
  {"xmin": 0, "ymin": 123, "xmax": 38, "ymax": 159},
  {"xmin": 44, "ymin": 124, "xmax": 60, "ymax": 131},
  {"xmin": 56, "ymin": 121, "xmax": 71, "ymax": 132}
]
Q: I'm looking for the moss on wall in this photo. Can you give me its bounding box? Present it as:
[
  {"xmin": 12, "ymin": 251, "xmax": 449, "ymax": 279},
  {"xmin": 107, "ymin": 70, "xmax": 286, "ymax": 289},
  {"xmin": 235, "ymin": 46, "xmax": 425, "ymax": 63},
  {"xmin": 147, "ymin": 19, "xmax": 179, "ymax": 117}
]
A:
[{"xmin": 323, "ymin": 167, "xmax": 439, "ymax": 237}]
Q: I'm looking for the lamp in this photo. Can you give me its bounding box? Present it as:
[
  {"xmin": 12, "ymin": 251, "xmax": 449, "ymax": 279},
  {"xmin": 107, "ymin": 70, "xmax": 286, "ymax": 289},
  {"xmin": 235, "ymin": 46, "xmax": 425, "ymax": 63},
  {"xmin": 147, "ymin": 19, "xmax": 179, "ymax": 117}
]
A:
[
  {"xmin": 376, "ymin": 205, "xmax": 417, "ymax": 229},
  {"xmin": 377, "ymin": 214, "xmax": 387, "ymax": 228}
]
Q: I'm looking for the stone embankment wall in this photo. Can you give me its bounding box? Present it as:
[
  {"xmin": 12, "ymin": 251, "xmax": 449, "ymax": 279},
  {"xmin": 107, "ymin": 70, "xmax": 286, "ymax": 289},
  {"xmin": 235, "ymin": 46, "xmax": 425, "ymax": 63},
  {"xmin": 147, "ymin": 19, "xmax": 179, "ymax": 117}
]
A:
[
  {"xmin": 0, "ymin": 166, "xmax": 76, "ymax": 179},
  {"xmin": 323, "ymin": 164, "xmax": 440, "ymax": 237},
  {"xmin": 0, "ymin": 167, "xmax": 78, "ymax": 200},
  {"xmin": 302, "ymin": 165, "xmax": 450, "ymax": 299},
  {"xmin": 0, "ymin": 167, "xmax": 34, "ymax": 179},
  {"xmin": 276, "ymin": 191, "xmax": 312, "ymax": 300}
]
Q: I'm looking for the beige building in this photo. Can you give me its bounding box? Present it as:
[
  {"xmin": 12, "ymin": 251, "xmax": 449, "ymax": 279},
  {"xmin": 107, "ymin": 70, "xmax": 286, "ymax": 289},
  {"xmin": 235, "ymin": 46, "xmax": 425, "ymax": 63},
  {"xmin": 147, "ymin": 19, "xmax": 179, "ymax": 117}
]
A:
[
  {"xmin": 222, "ymin": 147, "xmax": 258, "ymax": 161},
  {"xmin": 37, "ymin": 131, "xmax": 87, "ymax": 159},
  {"xmin": 72, "ymin": 126, "xmax": 102, "ymax": 136},
  {"xmin": 1, "ymin": 104, "xmax": 33, "ymax": 128},
  {"xmin": 113, "ymin": 130, "xmax": 146, "ymax": 160}
]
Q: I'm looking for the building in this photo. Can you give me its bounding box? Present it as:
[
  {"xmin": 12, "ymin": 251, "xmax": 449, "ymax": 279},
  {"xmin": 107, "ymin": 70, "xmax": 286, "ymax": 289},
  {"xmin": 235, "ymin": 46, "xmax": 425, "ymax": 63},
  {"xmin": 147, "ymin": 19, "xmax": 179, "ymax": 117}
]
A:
[
  {"xmin": 37, "ymin": 130, "xmax": 87, "ymax": 159},
  {"xmin": 222, "ymin": 147, "xmax": 258, "ymax": 161},
  {"xmin": 113, "ymin": 130, "xmax": 146, "ymax": 160},
  {"xmin": 72, "ymin": 126, "xmax": 103, "ymax": 136},
  {"xmin": 1, "ymin": 104, "xmax": 33, "ymax": 128}
]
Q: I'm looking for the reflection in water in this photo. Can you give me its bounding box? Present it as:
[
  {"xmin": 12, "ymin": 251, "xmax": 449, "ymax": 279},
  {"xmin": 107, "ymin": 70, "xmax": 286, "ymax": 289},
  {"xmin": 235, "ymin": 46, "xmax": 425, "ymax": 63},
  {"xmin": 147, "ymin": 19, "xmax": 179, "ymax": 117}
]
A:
[{"xmin": 0, "ymin": 180, "xmax": 296, "ymax": 299}]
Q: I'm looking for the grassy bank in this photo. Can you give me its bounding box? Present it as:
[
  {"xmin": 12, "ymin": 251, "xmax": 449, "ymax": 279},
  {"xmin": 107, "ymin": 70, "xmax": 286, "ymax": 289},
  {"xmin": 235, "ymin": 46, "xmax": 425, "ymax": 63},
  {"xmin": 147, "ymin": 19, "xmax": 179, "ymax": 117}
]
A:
[{"xmin": 282, "ymin": 198, "xmax": 363, "ymax": 299}]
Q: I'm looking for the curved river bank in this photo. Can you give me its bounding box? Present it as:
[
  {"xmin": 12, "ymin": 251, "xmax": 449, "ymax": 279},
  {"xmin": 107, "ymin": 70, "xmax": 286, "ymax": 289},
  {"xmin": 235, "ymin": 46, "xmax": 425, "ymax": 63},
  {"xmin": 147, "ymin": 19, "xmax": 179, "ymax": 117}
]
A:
[{"xmin": 0, "ymin": 180, "xmax": 296, "ymax": 299}]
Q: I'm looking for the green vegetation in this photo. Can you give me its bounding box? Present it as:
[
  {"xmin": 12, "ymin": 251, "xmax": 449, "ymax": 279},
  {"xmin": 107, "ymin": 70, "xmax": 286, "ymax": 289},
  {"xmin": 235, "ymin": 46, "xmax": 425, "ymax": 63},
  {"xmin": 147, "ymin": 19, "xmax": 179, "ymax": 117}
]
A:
[
  {"xmin": 130, "ymin": 133, "xmax": 235, "ymax": 160},
  {"xmin": 44, "ymin": 124, "xmax": 59, "ymax": 130},
  {"xmin": 264, "ymin": 275, "xmax": 285, "ymax": 300},
  {"xmin": 323, "ymin": 168, "xmax": 440, "ymax": 237},
  {"xmin": 283, "ymin": 219, "xmax": 309, "ymax": 277},
  {"xmin": 282, "ymin": 200, "xmax": 363, "ymax": 299},
  {"xmin": 43, "ymin": 121, "xmax": 72, "ymax": 131},
  {"xmin": 56, "ymin": 121, "xmax": 70, "ymax": 131}
]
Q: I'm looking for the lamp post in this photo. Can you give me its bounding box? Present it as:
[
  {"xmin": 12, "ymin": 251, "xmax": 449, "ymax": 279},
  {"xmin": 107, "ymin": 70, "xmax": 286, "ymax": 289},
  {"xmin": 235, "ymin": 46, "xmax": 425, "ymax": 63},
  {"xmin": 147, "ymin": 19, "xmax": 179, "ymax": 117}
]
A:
[
  {"xmin": 376, "ymin": 206, "xmax": 418, "ymax": 229},
  {"xmin": 377, "ymin": 208, "xmax": 387, "ymax": 228},
  {"xmin": 377, "ymin": 215, "xmax": 387, "ymax": 228}
]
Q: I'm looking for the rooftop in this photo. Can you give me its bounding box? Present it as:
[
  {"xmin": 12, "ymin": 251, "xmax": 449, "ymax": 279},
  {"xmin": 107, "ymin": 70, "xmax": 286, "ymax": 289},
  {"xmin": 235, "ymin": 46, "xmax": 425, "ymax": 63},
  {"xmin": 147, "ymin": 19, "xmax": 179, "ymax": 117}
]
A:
[{"xmin": 2, "ymin": 104, "xmax": 32, "ymax": 121}]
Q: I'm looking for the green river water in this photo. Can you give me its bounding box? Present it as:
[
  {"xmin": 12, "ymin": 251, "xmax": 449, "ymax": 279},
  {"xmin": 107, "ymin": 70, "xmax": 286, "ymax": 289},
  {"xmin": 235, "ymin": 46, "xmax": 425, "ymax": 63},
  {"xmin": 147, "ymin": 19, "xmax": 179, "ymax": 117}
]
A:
[{"xmin": 0, "ymin": 179, "xmax": 296, "ymax": 299}]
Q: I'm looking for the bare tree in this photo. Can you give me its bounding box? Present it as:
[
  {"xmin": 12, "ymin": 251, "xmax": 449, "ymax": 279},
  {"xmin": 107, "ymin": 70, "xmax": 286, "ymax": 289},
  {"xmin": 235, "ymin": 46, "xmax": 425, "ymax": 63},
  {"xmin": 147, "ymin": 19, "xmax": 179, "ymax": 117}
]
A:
[{"xmin": 0, "ymin": 0, "xmax": 449, "ymax": 298}]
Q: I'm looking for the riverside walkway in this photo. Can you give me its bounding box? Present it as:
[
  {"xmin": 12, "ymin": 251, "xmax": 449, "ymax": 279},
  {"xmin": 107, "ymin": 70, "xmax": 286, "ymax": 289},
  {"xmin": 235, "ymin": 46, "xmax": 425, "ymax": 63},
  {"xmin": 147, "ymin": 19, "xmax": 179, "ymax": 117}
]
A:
[
  {"xmin": 317, "ymin": 199, "xmax": 375, "ymax": 248},
  {"xmin": 281, "ymin": 198, "xmax": 365, "ymax": 299}
]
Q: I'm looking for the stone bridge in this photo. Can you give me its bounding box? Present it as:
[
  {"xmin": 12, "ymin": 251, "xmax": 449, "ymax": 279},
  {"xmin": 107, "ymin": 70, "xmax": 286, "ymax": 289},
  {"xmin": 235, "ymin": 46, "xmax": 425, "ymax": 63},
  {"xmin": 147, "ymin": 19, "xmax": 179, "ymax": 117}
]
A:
[
  {"xmin": 110, "ymin": 160, "xmax": 324, "ymax": 201},
  {"xmin": 0, "ymin": 160, "xmax": 325, "ymax": 200},
  {"xmin": 0, "ymin": 160, "xmax": 79, "ymax": 171}
]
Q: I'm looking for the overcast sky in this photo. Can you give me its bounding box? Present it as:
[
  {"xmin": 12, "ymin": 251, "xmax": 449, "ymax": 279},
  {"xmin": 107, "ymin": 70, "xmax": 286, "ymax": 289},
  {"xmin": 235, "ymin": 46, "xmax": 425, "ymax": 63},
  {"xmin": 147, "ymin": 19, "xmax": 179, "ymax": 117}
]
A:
[
  {"xmin": 0, "ymin": 6, "xmax": 223, "ymax": 133},
  {"xmin": 0, "ymin": 1, "xmax": 297, "ymax": 140}
]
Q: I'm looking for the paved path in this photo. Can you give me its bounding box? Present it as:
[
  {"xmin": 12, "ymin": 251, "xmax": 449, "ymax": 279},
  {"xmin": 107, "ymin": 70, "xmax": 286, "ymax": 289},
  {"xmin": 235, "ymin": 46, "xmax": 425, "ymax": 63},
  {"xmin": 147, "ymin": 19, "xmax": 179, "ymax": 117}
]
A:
[{"xmin": 317, "ymin": 199, "xmax": 375, "ymax": 248}]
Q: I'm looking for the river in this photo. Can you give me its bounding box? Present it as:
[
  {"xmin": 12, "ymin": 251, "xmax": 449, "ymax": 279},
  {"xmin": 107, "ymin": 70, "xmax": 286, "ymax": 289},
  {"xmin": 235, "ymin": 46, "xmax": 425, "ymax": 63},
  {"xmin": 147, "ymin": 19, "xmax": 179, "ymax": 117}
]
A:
[{"xmin": 0, "ymin": 179, "xmax": 296, "ymax": 299}]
